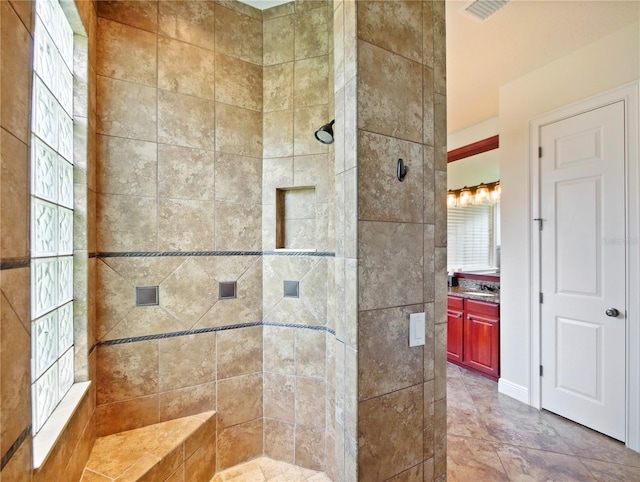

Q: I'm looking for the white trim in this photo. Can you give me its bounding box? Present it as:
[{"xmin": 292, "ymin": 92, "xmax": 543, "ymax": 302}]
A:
[
  {"xmin": 529, "ymin": 81, "xmax": 640, "ymax": 451},
  {"xmin": 498, "ymin": 378, "xmax": 529, "ymax": 404},
  {"xmin": 33, "ymin": 381, "xmax": 91, "ymax": 469}
]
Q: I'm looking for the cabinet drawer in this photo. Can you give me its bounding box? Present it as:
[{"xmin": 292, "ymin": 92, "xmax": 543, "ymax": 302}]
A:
[
  {"xmin": 448, "ymin": 295, "xmax": 464, "ymax": 310},
  {"xmin": 465, "ymin": 299, "xmax": 499, "ymax": 317}
]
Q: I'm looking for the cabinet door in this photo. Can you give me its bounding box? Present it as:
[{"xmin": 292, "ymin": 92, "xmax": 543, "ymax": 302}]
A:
[
  {"xmin": 447, "ymin": 296, "xmax": 464, "ymax": 363},
  {"xmin": 463, "ymin": 312, "xmax": 499, "ymax": 378},
  {"xmin": 447, "ymin": 308, "xmax": 464, "ymax": 363}
]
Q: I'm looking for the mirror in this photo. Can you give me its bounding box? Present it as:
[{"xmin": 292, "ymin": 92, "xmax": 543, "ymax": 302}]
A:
[{"xmin": 447, "ymin": 127, "xmax": 501, "ymax": 275}]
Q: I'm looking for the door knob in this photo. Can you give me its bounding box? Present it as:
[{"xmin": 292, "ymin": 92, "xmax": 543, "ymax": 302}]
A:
[{"xmin": 605, "ymin": 308, "xmax": 620, "ymax": 317}]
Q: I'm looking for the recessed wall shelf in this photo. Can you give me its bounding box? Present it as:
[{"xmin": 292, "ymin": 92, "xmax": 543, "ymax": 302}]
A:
[{"xmin": 276, "ymin": 187, "xmax": 316, "ymax": 250}]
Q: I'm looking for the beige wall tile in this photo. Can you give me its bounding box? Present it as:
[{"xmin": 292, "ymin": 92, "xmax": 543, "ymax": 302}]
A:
[
  {"xmin": 215, "ymin": 52, "xmax": 263, "ymax": 111},
  {"xmin": 215, "ymin": 4, "xmax": 262, "ymax": 65},
  {"xmin": 294, "ymin": 56, "xmax": 330, "ymax": 108},
  {"xmin": 100, "ymin": 306, "xmax": 186, "ymax": 343},
  {"xmin": 1, "ymin": 131, "xmax": 29, "ymax": 259},
  {"xmin": 263, "ymin": 63, "xmax": 294, "ymax": 112},
  {"xmin": 217, "ymin": 373, "xmax": 263, "ymax": 428},
  {"xmin": 160, "ymin": 258, "xmax": 217, "ymax": 327},
  {"xmin": 264, "ymin": 14, "xmax": 294, "ymax": 66},
  {"xmin": 434, "ymin": 93, "xmax": 447, "ymax": 171},
  {"xmin": 97, "ymin": 76, "xmax": 157, "ymax": 142},
  {"xmin": 295, "ymin": 6, "xmax": 330, "ymax": 60},
  {"xmin": 295, "ymin": 424, "xmax": 325, "ymax": 471},
  {"xmin": 215, "ymin": 152, "xmax": 262, "ymax": 205},
  {"xmin": 434, "ymin": 398, "xmax": 447, "ymax": 478},
  {"xmin": 333, "ymin": 3, "xmax": 345, "ymax": 93},
  {"xmin": 97, "ymin": 18, "xmax": 157, "ymax": 86},
  {"xmin": 2, "ymin": 435, "xmax": 32, "ymax": 482},
  {"xmin": 96, "ymin": 394, "xmax": 160, "ymax": 436},
  {"xmin": 157, "ymin": 0, "xmax": 215, "ymax": 48},
  {"xmin": 159, "ymin": 382, "xmax": 216, "ymax": 422},
  {"xmin": 358, "ymin": 386, "xmax": 424, "ymax": 481},
  {"xmin": 358, "ymin": 305, "xmax": 425, "ymax": 401},
  {"xmin": 97, "ymin": 135, "xmax": 157, "ymax": 196},
  {"xmin": 293, "ymin": 154, "xmax": 331, "ymax": 202},
  {"xmin": 358, "ymin": 221, "xmax": 424, "ymax": 311},
  {"xmin": 0, "ymin": 294, "xmax": 31, "ymax": 457},
  {"xmin": 264, "ymin": 419, "xmax": 295, "ymax": 463},
  {"xmin": 1, "ymin": 1, "xmax": 32, "ymax": 144},
  {"xmin": 264, "ymin": 1, "xmax": 295, "ymax": 21},
  {"xmin": 158, "ymin": 90, "xmax": 216, "ymax": 150},
  {"xmin": 217, "ymin": 325, "xmax": 262, "ymax": 379},
  {"xmin": 0, "ymin": 267, "xmax": 30, "ymax": 331},
  {"xmin": 97, "ymin": 193, "xmax": 158, "ymax": 252},
  {"xmin": 159, "ymin": 198, "xmax": 215, "ymax": 251},
  {"xmin": 264, "ymin": 372, "xmax": 295, "ymax": 422},
  {"xmin": 98, "ymin": 0, "xmax": 158, "ymax": 32},
  {"xmin": 296, "ymin": 377, "xmax": 326, "ymax": 428},
  {"xmin": 357, "ymin": 1, "xmax": 422, "ymax": 63},
  {"xmin": 423, "ymin": 1, "xmax": 434, "ymax": 68},
  {"xmin": 264, "ymin": 325, "xmax": 295, "ymax": 375},
  {"xmin": 97, "ymin": 341, "xmax": 159, "ymax": 404},
  {"xmin": 9, "ymin": 0, "xmax": 33, "ymax": 33},
  {"xmin": 424, "ymin": 67, "xmax": 435, "ymax": 147},
  {"xmin": 264, "ymin": 110, "xmax": 294, "ymax": 159},
  {"xmin": 423, "ymin": 380, "xmax": 435, "ymax": 461},
  {"xmin": 158, "ymin": 144, "xmax": 215, "ymax": 201},
  {"xmin": 217, "ymin": 418, "xmax": 263, "ymax": 470},
  {"xmin": 358, "ymin": 131, "xmax": 424, "ymax": 223},
  {"xmin": 215, "ymin": 103, "xmax": 262, "ymax": 158},
  {"xmin": 262, "ymin": 157, "xmax": 294, "ymax": 205},
  {"xmin": 96, "ymin": 260, "xmax": 135, "ymax": 340},
  {"xmin": 158, "ymin": 333, "xmax": 216, "ymax": 392},
  {"xmin": 196, "ymin": 258, "xmax": 263, "ymax": 327},
  {"xmin": 294, "ymin": 105, "xmax": 330, "ymax": 156},
  {"xmin": 357, "ymin": 40, "xmax": 423, "ymax": 144},
  {"xmin": 214, "ymin": 202, "xmax": 262, "ymax": 251},
  {"xmin": 296, "ymin": 328, "xmax": 326, "ymax": 378},
  {"xmin": 158, "ymin": 36, "xmax": 216, "ymax": 100}
]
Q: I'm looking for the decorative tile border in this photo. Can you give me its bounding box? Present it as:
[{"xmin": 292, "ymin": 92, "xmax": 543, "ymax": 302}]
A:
[
  {"xmin": 0, "ymin": 257, "xmax": 30, "ymax": 270},
  {"xmin": 97, "ymin": 251, "xmax": 335, "ymax": 258},
  {"xmin": 98, "ymin": 320, "xmax": 335, "ymax": 348},
  {"xmin": 0, "ymin": 425, "xmax": 31, "ymax": 471}
]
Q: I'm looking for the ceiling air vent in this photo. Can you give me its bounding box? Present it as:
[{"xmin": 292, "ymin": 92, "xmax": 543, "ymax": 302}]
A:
[{"xmin": 463, "ymin": 0, "xmax": 510, "ymax": 22}]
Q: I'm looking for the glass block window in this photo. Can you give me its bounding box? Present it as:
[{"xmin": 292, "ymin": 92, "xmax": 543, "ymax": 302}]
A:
[{"xmin": 30, "ymin": 0, "xmax": 75, "ymax": 435}]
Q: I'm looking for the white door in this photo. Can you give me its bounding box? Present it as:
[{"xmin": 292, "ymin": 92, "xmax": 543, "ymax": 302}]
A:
[{"xmin": 540, "ymin": 101, "xmax": 626, "ymax": 442}]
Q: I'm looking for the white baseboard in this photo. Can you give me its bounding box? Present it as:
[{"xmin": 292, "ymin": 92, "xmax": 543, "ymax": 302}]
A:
[{"xmin": 498, "ymin": 378, "xmax": 529, "ymax": 405}]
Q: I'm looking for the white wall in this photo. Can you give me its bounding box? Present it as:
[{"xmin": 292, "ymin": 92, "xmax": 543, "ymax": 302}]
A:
[{"xmin": 498, "ymin": 21, "xmax": 640, "ymax": 398}]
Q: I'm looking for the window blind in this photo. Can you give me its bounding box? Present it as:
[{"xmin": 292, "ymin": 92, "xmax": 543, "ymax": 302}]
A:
[{"xmin": 447, "ymin": 203, "xmax": 495, "ymax": 271}]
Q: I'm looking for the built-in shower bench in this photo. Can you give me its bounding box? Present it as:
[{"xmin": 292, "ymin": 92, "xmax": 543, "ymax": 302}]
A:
[{"xmin": 80, "ymin": 411, "xmax": 216, "ymax": 481}]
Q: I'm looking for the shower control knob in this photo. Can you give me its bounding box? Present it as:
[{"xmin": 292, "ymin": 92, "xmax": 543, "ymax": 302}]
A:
[{"xmin": 605, "ymin": 308, "xmax": 619, "ymax": 317}]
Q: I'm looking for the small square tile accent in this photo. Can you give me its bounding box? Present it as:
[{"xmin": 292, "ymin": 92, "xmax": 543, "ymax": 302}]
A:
[
  {"xmin": 283, "ymin": 280, "xmax": 299, "ymax": 298},
  {"xmin": 219, "ymin": 281, "xmax": 237, "ymax": 300},
  {"xmin": 136, "ymin": 286, "xmax": 159, "ymax": 306}
]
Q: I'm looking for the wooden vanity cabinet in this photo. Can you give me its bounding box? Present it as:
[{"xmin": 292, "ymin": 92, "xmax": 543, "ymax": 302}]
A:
[
  {"xmin": 447, "ymin": 296, "xmax": 464, "ymax": 363},
  {"xmin": 447, "ymin": 296, "xmax": 500, "ymax": 381}
]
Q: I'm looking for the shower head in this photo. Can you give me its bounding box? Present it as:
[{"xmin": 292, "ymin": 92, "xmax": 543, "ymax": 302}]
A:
[{"xmin": 314, "ymin": 119, "xmax": 335, "ymax": 144}]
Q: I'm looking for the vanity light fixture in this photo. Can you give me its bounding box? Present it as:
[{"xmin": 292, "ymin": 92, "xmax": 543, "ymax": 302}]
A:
[
  {"xmin": 474, "ymin": 183, "xmax": 490, "ymax": 204},
  {"xmin": 314, "ymin": 119, "xmax": 335, "ymax": 144},
  {"xmin": 491, "ymin": 182, "xmax": 501, "ymax": 202},
  {"xmin": 458, "ymin": 187, "xmax": 472, "ymax": 206},
  {"xmin": 447, "ymin": 190, "xmax": 458, "ymax": 208},
  {"xmin": 448, "ymin": 180, "xmax": 501, "ymax": 207}
]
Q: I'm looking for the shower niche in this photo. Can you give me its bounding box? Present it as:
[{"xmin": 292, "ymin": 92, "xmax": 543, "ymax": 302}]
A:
[{"xmin": 276, "ymin": 187, "xmax": 317, "ymax": 251}]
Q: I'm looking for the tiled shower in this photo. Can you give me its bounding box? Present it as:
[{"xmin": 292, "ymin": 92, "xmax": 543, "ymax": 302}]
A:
[{"xmin": 0, "ymin": 1, "xmax": 446, "ymax": 481}]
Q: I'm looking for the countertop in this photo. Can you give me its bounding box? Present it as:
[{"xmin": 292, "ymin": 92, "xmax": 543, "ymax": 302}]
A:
[{"xmin": 448, "ymin": 286, "xmax": 500, "ymax": 304}]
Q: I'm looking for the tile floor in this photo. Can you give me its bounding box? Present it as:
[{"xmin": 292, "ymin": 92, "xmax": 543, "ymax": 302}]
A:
[
  {"xmin": 211, "ymin": 457, "xmax": 331, "ymax": 482},
  {"xmin": 447, "ymin": 363, "xmax": 640, "ymax": 481}
]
